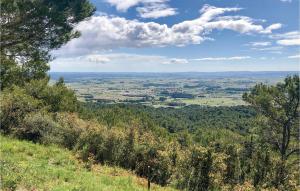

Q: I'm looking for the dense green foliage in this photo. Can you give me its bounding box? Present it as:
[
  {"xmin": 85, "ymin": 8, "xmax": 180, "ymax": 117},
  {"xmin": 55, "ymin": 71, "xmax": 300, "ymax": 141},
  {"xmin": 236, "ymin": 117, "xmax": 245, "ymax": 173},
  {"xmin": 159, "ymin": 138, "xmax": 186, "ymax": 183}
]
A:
[
  {"xmin": 0, "ymin": 79, "xmax": 78, "ymax": 135},
  {"xmin": 243, "ymin": 75, "xmax": 300, "ymax": 189},
  {"xmin": 79, "ymin": 103, "xmax": 255, "ymax": 147},
  {"xmin": 0, "ymin": 0, "xmax": 95, "ymax": 89},
  {"xmin": 80, "ymin": 104, "xmax": 255, "ymax": 133}
]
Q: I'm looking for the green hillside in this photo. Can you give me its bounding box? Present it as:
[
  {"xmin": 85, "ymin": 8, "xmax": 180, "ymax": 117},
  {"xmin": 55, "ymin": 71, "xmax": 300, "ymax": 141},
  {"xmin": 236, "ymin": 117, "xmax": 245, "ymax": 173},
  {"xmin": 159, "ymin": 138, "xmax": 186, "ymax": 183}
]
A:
[{"xmin": 0, "ymin": 135, "xmax": 175, "ymax": 191}]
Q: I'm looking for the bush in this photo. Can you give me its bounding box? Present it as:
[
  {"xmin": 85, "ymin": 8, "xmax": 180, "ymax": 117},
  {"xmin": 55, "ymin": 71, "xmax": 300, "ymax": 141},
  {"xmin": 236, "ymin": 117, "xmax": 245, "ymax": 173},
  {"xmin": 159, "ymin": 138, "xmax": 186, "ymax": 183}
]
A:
[
  {"xmin": 54, "ymin": 113, "xmax": 86, "ymax": 149},
  {"xmin": 0, "ymin": 86, "xmax": 41, "ymax": 134},
  {"xmin": 75, "ymin": 124, "xmax": 106, "ymax": 163},
  {"xmin": 20, "ymin": 112, "xmax": 62, "ymax": 144},
  {"xmin": 135, "ymin": 141, "xmax": 172, "ymax": 185},
  {"xmin": 0, "ymin": 79, "xmax": 79, "ymax": 136},
  {"xmin": 24, "ymin": 79, "xmax": 79, "ymax": 113},
  {"xmin": 75, "ymin": 123, "xmax": 128, "ymax": 165}
]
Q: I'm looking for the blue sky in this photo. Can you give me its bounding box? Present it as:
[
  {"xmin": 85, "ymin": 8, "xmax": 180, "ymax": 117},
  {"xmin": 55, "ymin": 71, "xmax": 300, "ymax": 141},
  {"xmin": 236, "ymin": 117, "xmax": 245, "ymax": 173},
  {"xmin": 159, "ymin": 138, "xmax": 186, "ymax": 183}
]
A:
[{"xmin": 50, "ymin": 0, "xmax": 300, "ymax": 72}]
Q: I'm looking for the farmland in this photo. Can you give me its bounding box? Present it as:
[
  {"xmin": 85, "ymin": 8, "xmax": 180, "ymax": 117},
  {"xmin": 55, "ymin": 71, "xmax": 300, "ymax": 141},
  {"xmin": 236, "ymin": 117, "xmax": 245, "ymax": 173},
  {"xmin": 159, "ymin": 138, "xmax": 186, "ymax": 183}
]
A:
[{"xmin": 50, "ymin": 71, "xmax": 293, "ymax": 107}]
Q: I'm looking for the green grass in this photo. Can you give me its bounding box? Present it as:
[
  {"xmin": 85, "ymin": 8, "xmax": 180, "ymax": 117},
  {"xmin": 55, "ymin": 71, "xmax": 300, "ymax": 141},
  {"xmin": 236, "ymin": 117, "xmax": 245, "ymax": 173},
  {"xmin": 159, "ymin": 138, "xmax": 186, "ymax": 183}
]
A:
[{"xmin": 0, "ymin": 135, "xmax": 176, "ymax": 191}]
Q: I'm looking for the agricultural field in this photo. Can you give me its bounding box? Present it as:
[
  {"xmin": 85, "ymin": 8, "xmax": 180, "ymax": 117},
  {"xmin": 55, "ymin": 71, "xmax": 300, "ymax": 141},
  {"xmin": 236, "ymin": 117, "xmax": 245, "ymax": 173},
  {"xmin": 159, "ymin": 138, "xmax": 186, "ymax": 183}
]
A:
[{"xmin": 50, "ymin": 72, "xmax": 294, "ymax": 107}]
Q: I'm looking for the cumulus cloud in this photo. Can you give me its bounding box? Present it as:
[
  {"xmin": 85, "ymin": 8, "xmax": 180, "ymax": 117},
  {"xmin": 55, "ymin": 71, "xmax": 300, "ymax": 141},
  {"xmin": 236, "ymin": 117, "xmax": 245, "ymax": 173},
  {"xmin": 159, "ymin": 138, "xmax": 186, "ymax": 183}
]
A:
[
  {"xmin": 106, "ymin": 0, "xmax": 149, "ymax": 11},
  {"xmin": 192, "ymin": 56, "xmax": 251, "ymax": 61},
  {"xmin": 270, "ymin": 31, "xmax": 300, "ymax": 46},
  {"xmin": 106, "ymin": 0, "xmax": 176, "ymax": 18},
  {"xmin": 261, "ymin": 23, "xmax": 282, "ymax": 34},
  {"xmin": 136, "ymin": 3, "xmax": 177, "ymax": 18},
  {"xmin": 53, "ymin": 5, "xmax": 282, "ymax": 57},
  {"xmin": 109, "ymin": 0, "xmax": 172, "ymax": 12},
  {"xmin": 288, "ymin": 54, "xmax": 300, "ymax": 59}
]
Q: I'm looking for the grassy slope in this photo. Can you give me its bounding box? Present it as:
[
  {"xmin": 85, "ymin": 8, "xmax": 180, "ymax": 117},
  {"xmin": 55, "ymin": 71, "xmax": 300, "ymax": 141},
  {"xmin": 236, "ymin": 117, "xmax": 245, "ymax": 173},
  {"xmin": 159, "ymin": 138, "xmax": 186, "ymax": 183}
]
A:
[{"xmin": 0, "ymin": 135, "xmax": 175, "ymax": 191}]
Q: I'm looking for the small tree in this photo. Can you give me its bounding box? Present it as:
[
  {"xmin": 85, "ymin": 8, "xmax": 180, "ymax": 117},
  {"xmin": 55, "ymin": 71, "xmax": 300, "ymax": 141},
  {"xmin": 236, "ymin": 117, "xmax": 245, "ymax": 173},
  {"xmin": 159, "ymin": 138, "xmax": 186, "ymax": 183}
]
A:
[
  {"xmin": 121, "ymin": 126, "xmax": 136, "ymax": 169},
  {"xmin": 224, "ymin": 145, "xmax": 241, "ymax": 185},
  {"xmin": 243, "ymin": 75, "xmax": 300, "ymax": 187},
  {"xmin": 252, "ymin": 145, "xmax": 272, "ymax": 187},
  {"xmin": 187, "ymin": 147, "xmax": 213, "ymax": 191}
]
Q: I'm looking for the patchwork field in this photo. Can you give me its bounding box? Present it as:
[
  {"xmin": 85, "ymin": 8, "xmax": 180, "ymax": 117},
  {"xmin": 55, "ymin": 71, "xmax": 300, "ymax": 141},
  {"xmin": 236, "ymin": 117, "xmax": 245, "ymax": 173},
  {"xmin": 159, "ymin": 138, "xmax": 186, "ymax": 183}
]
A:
[{"xmin": 50, "ymin": 72, "xmax": 294, "ymax": 107}]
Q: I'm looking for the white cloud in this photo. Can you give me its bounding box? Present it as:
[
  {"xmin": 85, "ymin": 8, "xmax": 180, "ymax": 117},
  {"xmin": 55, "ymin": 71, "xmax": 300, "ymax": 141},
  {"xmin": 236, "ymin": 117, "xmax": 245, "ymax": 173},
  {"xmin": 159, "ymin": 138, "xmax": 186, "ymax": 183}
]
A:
[
  {"xmin": 247, "ymin": 41, "xmax": 272, "ymax": 47},
  {"xmin": 253, "ymin": 46, "xmax": 283, "ymax": 51},
  {"xmin": 192, "ymin": 56, "xmax": 251, "ymax": 61},
  {"xmin": 270, "ymin": 31, "xmax": 300, "ymax": 46},
  {"xmin": 87, "ymin": 53, "xmax": 166, "ymax": 62},
  {"xmin": 53, "ymin": 5, "xmax": 282, "ymax": 58},
  {"xmin": 280, "ymin": 0, "xmax": 292, "ymax": 2},
  {"xmin": 277, "ymin": 39, "xmax": 300, "ymax": 46},
  {"xmin": 55, "ymin": 53, "xmax": 251, "ymax": 65},
  {"xmin": 288, "ymin": 54, "xmax": 300, "ymax": 59},
  {"xmin": 137, "ymin": 3, "xmax": 177, "ymax": 18},
  {"xmin": 57, "ymin": 53, "xmax": 188, "ymax": 65},
  {"xmin": 106, "ymin": 0, "xmax": 176, "ymax": 18},
  {"xmin": 247, "ymin": 41, "xmax": 283, "ymax": 54},
  {"xmin": 270, "ymin": 31, "xmax": 299, "ymax": 39},
  {"xmin": 86, "ymin": 55, "xmax": 111, "ymax": 64},
  {"xmin": 261, "ymin": 23, "xmax": 282, "ymax": 34},
  {"xmin": 250, "ymin": 46, "xmax": 283, "ymax": 54},
  {"xmin": 105, "ymin": 0, "xmax": 154, "ymax": 11},
  {"xmin": 162, "ymin": 58, "xmax": 189, "ymax": 64}
]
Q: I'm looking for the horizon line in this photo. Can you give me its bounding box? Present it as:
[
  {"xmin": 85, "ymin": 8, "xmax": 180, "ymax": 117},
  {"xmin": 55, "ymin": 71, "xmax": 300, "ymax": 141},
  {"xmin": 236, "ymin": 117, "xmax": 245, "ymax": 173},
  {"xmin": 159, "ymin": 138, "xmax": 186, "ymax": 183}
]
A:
[{"xmin": 49, "ymin": 71, "xmax": 299, "ymax": 73}]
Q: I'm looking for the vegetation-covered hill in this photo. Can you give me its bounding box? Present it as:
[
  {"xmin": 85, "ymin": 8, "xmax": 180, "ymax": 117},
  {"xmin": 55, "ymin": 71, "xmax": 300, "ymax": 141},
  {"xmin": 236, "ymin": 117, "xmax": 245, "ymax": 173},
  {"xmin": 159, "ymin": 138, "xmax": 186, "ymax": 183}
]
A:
[
  {"xmin": 1, "ymin": 0, "xmax": 299, "ymax": 190},
  {"xmin": 0, "ymin": 135, "xmax": 175, "ymax": 191}
]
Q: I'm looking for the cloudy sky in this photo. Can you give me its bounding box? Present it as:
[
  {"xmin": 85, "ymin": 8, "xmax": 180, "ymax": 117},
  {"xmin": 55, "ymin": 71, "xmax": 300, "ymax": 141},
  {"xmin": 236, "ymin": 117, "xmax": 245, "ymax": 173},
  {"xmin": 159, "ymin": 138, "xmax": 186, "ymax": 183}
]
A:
[{"xmin": 50, "ymin": 0, "xmax": 300, "ymax": 72}]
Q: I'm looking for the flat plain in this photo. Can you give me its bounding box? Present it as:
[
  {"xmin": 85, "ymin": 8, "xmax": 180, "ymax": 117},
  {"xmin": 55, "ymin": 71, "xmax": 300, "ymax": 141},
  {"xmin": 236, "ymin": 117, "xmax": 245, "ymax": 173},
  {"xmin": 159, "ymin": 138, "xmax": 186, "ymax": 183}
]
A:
[{"xmin": 50, "ymin": 71, "xmax": 295, "ymax": 107}]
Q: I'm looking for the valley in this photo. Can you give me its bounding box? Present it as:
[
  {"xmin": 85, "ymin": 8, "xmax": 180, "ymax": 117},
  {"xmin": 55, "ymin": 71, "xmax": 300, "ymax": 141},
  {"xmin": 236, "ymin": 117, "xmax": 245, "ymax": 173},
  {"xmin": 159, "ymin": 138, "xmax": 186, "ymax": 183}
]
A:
[{"xmin": 50, "ymin": 71, "xmax": 293, "ymax": 107}]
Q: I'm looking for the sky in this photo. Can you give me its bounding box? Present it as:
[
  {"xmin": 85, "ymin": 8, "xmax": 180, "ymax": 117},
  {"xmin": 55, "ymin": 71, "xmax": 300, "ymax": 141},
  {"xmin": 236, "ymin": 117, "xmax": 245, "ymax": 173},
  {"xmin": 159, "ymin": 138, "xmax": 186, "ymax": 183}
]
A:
[{"xmin": 50, "ymin": 0, "xmax": 300, "ymax": 72}]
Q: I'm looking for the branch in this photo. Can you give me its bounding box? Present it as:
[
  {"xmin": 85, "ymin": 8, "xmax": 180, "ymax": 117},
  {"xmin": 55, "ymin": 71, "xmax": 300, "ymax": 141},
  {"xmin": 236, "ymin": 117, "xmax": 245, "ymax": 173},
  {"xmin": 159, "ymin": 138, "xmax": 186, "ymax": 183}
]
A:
[{"xmin": 286, "ymin": 149, "xmax": 300, "ymax": 158}]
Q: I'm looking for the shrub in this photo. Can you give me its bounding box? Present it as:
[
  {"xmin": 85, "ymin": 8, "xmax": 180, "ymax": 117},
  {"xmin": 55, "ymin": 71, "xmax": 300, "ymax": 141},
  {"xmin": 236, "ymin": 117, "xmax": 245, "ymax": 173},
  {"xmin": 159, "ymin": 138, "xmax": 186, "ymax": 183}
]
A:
[
  {"xmin": 20, "ymin": 112, "xmax": 62, "ymax": 144},
  {"xmin": 0, "ymin": 86, "xmax": 41, "ymax": 134},
  {"xmin": 24, "ymin": 79, "xmax": 79, "ymax": 113},
  {"xmin": 135, "ymin": 143, "xmax": 172, "ymax": 186},
  {"xmin": 75, "ymin": 124, "xmax": 106, "ymax": 163},
  {"xmin": 102, "ymin": 128, "xmax": 126, "ymax": 165},
  {"xmin": 54, "ymin": 113, "xmax": 86, "ymax": 149}
]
